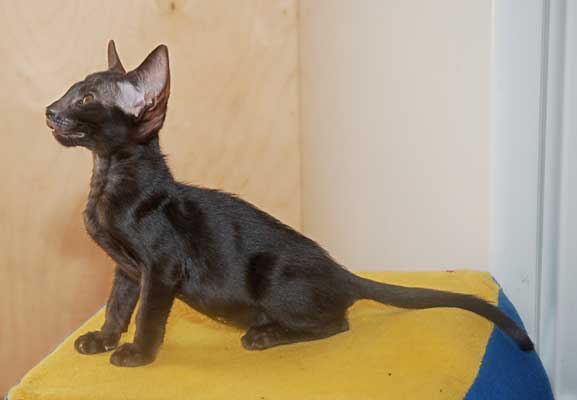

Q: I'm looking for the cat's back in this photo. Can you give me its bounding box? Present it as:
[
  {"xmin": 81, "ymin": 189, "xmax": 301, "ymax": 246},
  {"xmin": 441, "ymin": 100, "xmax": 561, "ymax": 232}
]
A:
[{"xmin": 174, "ymin": 182, "xmax": 316, "ymax": 251}]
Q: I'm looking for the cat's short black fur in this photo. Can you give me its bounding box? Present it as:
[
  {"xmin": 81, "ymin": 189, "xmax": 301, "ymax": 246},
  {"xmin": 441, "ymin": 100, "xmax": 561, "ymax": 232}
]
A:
[{"xmin": 45, "ymin": 41, "xmax": 533, "ymax": 367}]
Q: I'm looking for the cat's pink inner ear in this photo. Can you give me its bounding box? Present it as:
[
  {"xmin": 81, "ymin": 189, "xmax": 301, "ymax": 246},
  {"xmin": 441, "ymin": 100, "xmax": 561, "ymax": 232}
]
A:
[
  {"xmin": 124, "ymin": 45, "xmax": 171, "ymax": 142},
  {"xmin": 132, "ymin": 45, "xmax": 170, "ymax": 107},
  {"xmin": 115, "ymin": 81, "xmax": 145, "ymax": 117},
  {"xmin": 108, "ymin": 40, "xmax": 126, "ymax": 74}
]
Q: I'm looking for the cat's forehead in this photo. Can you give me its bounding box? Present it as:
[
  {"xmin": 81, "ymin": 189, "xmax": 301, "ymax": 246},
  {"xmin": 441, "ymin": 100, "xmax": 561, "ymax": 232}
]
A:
[
  {"xmin": 83, "ymin": 70, "xmax": 123, "ymax": 87},
  {"xmin": 68, "ymin": 70, "xmax": 129, "ymax": 102},
  {"xmin": 76, "ymin": 70, "xmax": 143, "ymax": 115}
]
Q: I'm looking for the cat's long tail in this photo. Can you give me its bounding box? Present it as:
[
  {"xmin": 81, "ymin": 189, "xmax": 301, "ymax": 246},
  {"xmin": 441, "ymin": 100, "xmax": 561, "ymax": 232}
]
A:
[{"xmin": 347, "ymin": 272, "xmax": 534, "ymax": 351}]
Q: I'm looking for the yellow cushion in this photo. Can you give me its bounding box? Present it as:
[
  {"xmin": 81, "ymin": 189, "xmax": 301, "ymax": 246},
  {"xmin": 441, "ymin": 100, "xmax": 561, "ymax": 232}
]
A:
[{"xmin": 9, "ymin": 270, "xmax": 497, "ymax": 400}]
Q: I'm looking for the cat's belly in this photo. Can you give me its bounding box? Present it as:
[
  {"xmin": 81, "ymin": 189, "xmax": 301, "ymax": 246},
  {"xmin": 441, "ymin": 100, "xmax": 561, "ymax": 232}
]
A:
[{"xmin": 176, "ymin": 290, "xmax": 258, "ymax": 329}]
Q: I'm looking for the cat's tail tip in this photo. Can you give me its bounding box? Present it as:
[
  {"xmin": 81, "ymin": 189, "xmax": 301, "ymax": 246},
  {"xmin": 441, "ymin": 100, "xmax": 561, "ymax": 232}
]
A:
[
  {"xmin": 518, "ymin": 334, "xmax": 535, "ymax": 352},
  {"xmin": 510, "ymin": 326, "xmax": 534, "ymax": 352}
]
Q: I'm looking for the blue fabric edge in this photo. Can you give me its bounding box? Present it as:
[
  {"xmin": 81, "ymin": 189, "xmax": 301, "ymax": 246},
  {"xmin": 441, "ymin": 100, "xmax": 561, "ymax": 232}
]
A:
[{"xmin": 464, "ymin": 288, "xmax": 554, "ymax": 399}]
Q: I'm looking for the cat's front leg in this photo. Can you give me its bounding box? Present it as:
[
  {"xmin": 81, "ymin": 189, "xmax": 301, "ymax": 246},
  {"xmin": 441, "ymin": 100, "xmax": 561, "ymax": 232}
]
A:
[
  {"xmin": 75, "ymin": 267, "xmax": 139, "ymax": 355},
  {"xmin": 110, "ymin": 269, "xmax": 175, "ymax": 367}
]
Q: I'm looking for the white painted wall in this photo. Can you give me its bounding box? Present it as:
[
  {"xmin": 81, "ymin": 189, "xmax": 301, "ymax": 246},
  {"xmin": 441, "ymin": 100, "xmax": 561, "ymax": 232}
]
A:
[{"xmin": 300, "ymin": 0, "xmax": 493, "ymax": 270}]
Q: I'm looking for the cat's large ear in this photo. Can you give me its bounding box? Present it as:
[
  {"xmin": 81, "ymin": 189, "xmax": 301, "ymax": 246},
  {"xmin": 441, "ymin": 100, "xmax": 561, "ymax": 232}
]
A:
[
  {"xmin": 107, "ymin": 40, "xmax": 126, "ymax": 74},
  {"xmin": 124, "ymin": 45, "xmax": 171, "ymax": 142}
]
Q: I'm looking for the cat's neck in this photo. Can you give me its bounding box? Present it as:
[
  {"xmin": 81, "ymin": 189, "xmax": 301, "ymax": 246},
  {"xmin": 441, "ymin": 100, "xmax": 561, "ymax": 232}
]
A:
[{"xmin": 88, "ymin": 135, "xmax": 173, "ymax": 203}]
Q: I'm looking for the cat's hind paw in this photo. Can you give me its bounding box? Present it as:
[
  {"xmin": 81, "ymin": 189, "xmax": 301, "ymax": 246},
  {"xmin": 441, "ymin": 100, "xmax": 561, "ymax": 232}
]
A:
[{"xmin": 110, "ymin": 343, "xmax": 154, "ymax": 367}]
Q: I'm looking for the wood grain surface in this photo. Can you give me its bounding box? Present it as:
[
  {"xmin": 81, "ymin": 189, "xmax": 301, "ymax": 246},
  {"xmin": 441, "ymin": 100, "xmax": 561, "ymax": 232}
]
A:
[{"xmin": 0, "ymin": 0, "xmax": 300, "ymax": 393}]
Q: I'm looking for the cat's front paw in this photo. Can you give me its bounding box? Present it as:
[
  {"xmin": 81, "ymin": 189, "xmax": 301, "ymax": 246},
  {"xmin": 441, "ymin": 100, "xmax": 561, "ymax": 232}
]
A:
[
  {"xmin": 75, "ymin": 331, "xmax": 120, "ymax": 355},
  {"xmin": 110, "ymin": 343, "xmax": 154, "ymax": 367}
]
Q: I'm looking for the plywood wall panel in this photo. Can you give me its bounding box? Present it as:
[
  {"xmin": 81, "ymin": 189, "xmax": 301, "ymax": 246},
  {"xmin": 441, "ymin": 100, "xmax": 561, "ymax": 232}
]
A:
[{"xmin": 0, "ymin": 0, "xmax": 300, "ymax": 393}]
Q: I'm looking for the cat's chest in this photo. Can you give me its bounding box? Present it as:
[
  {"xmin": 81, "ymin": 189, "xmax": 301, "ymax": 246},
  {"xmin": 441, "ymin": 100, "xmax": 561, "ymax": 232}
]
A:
[
  {"xmin": 84, "ymin": 160, "xmax": 132, "ymax": 246},
  {"xmin": 83, "ymin": 198, "xmax": 115, "ymax": 240},
  {"xmin": 83, "ymin": 196, "xmax": 140, "ymax": 277}
]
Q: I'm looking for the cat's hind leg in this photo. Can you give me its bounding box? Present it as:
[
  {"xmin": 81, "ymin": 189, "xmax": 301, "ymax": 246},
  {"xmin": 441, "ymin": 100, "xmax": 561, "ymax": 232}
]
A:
[{"xmin": 241, "ymin": 318, "xmax": 349, "ymax": 350}]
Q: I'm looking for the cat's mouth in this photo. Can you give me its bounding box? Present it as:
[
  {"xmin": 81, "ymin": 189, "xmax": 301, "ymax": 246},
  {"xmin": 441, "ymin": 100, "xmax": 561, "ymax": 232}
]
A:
[
  {"xmin": 52, "ymin": 130, "xmax": 86, "ymax": 139},
  {"xmin": 46, "ymin": 117, "xmax": 86, "ymax": 139}
]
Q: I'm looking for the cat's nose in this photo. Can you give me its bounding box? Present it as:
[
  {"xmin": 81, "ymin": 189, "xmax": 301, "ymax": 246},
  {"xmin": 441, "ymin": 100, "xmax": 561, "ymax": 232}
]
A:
[
  {"xmin": 45, "ymin": 107, "xmax": 59, "ymax": 130},
  {"xmin": 45, "ymin": 107, "xmax": 57, "ymax": 121}
]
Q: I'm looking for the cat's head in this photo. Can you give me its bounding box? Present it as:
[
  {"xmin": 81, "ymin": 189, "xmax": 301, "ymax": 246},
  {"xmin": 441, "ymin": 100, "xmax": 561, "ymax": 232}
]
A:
[{"xmin": 45, "ymin": 41, "xmax": 170, "ymax": 154}]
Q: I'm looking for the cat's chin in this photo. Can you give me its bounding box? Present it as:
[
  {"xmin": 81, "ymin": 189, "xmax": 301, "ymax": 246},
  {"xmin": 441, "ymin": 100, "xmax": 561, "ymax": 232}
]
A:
[{"xmin": 51, "ymin": 129, "xmax": 86, "ymax": 147}]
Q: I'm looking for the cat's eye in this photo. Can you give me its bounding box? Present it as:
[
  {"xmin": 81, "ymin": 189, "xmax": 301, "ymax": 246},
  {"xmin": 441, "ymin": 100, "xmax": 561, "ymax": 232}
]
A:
[{"xmin": 81, "ymin": 94, "xmax": 94, "ymax": 105}]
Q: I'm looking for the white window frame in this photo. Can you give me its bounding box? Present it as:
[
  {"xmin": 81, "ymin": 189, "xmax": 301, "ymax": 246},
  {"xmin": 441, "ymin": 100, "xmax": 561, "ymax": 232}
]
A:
[{"xmin": 492, "ymin": 0, "xmax": 576, "ymax": 398}]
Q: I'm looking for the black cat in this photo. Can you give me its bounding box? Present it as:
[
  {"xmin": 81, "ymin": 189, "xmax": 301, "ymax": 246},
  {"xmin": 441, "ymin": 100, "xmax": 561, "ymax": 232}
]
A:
[{"xmin": 45, "ymin": 41, "xmax": 533, "ymax": 367}]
